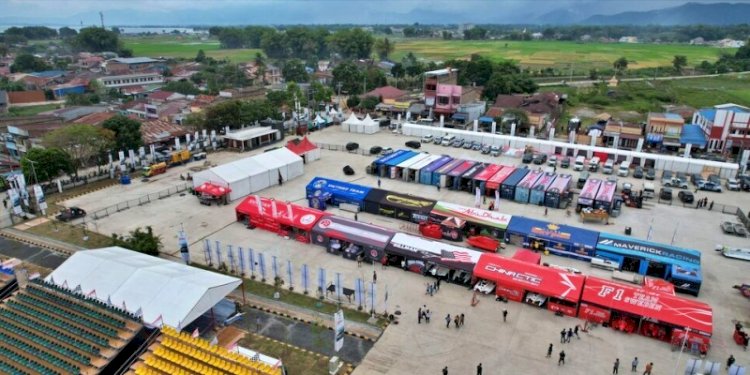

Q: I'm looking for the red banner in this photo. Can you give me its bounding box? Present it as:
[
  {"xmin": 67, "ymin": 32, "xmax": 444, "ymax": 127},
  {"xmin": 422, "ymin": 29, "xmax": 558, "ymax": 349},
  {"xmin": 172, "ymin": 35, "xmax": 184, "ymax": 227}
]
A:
[
  {"xmin": 496, "ymin": 284, "xmax": 524, "ymax": 302},
  {"xmin": 548, "ymin": 302, "xmax": 577, "ymax": 317},
  {"xmin": 578, "ymin": 302, "xmax": 611, "ymax": 323}
]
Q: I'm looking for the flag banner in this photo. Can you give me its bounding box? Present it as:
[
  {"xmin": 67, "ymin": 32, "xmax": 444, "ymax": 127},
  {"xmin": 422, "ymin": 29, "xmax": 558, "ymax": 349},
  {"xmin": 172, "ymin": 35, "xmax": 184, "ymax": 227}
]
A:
[
  {"xmin": 318, "ymin": 267, "xmax": 326, "ymax": 296},
  {"xmin": 178, "ymin": 228, "xmax": 190, "ymax": 264},
  {"xmin": 107, "ymin": 295, "xmax": 112, "ymax": 306},
  {"xmin": 33, "ymin": 184, "xmax": 46, "ymax": 212},
  {"xmin": 227, "ymin": 245, "xmax": 236, "ymax": 274},
  {"xmin": 384, "ymin": 284, "xmax": 389, "ymax": 313},
  {"xmin": 272, "ymin": 255, "xmax": 279, "ymax": 279},
  {"xmin": 370, "ymin": 282, "xmax": 376, "ymax": 312},
  {"xmin": 215, "ymin": 240, "xmax": 223, "ymax": 266},
  {"xmin": 440, "ymin": 249, "xmax": 473, "ymax": 263},
  {"xmin": 302, "ymin": 264, "xmax": 309, "ymax": 293},
  {"xmin": 335, "ymin": 272, "xmax": 343, "ymax": 301},
  {"xmin": 134, "ymin": 307, "xmax": 143, "ymax": 318},
  {"xmin": 474, "ymin": 186, "xmax": 481, "ymax": 208},
  {"xmin": 8, "ymin": 189, "xmax": 22, "ymax": 215},
  {"xmin": 494, "ymin": 189, "xmax": 500, "ymax": 211},
  {"xmin": 86, "ymin": 289, "xmax": 96, "ymax": 298},
  {"xmin": 238, "ymin": 247, "xmax": 245, "ymax": 275},
  {"xmin": 73, "ymin": 284, "xmax": 82, "ymax": 294},
  {"xmin": 192, "ymin": 328, "xmax": 200, "ymax": 338},
  {"xmin": 258, "ymin": 253, "xmax": 267, "ymax": 280},
  {"xmin": 248, "ymin": 248, "xmax": 256, "ymax": 275},
  {"xmin": 286, "ymin": 259, "xmax": 293, "ymax": 288},
  {"xmin": 334, "ymin": 310, "xmax": 345, "ymax": 352},
  {"xmin": 204, "ymin": 239, "xmax": 212, "ymax": 265},
  {"xmin": 355, "ymin": 278, "xmax": 364, "ymax": 307}
]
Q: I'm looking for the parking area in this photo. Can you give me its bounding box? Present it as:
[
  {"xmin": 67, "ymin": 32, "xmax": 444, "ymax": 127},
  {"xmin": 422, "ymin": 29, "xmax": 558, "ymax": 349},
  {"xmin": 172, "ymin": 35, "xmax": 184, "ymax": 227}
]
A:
[{"xmin": 60, "ymin": 126, "xmax": 750, "ymax": 374}]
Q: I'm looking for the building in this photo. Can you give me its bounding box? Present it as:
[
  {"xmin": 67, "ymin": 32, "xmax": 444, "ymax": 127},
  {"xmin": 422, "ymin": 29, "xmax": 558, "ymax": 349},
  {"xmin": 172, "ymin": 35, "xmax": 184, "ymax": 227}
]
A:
[
  {"xmin": 618, "ymin": 36, "xmax": 638, "ymax": 43},
  {"xmin": 98, "ymin": 72, "xmax": 164, "ymax": 90},
  {"xmin": 105, "ymin": 57, "xmax": 166, "ymax": 74},
  {"xmin": 487, "ymin": 92, "xmax": 562, "ymax": 132},
  {"xmin": 646, "ymin": 112, "xmax": 685, "ymax": 148},
  {"xmin": 363, "ymin": 86, "xmax": 406, "ymax": 100},
  {"xmin": 3, "ymin": 116, "xmax": 65, "ymax": 158},
  {"xmin": 72, "ymin": 111, "xmax": 116, "ymax": 126},
  {"xmin": 244, "ymin": 62, "xmax": 283, "ymax": 85},
  {"xmin": 716, "ymin": 39, "xmax": 746, "ymax": 48},
  {"xmin": 423, "ymin": 68, "xmax": 458, "ymax": 112},
  {"xmin": 147, "ymin": 90, "xmax": 186, "ymax": 104},
  {"xmin": 140, "ymin": 119, "xmax": 189, "ymax": 146},
  {"xmin": 50, "ymin": 82, "xmax": 86, "ymax": 98},
  {"xmin": 19, "ymin": 70, "xmax": 68, "ymax": 90},
  {"xmin": 6, "ymin": 91, "xmax": 46, "ymax": 106},
  {"xmin": 603, "ymin": 120, "xmax": 643, "ymax": 150},
  {"xmin": 692, "ymin": 103, "xmax": 750, "ymax": 154}
]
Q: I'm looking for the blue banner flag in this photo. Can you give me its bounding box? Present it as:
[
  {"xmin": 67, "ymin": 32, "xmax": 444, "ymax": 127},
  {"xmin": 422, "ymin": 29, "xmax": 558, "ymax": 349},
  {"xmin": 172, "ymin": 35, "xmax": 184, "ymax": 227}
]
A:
[
  {"xmin": 302, "ymin": 264, "xmax": 309, "ymax": 294},
  {"xmin": 355, "ymin": 278, "xmax": 364, "ymax": 307},
  {"xmin": 272, "ymin": 255, "xmax": 279, "ymax": 279},
  {"xmin": 370, "ymin": 282, "xmax": 376, "ymax": 312},
  {"xmin": 335, "ymin": 272, "xmax": 343, "ymax": 301},
  {"xmin": 238, "ymin": 247, "xmax": 245, "ymax": 275},
  {"xmin": 248, "ymin": 248, "xmax": 255, "ymax": 276},
  {"xmin": 286, "ymin": 259, "xmax": 293, "ymax": 288},
  {"xmin": 258, "ymin": 253, "xmax": 266, "ymax": 280},
  {"xmin": 318, "ymin": 267, "xmax": 326, "ymax": 296},
  {"xmin": 227, "ymin": 245, "xmax": 236, "ymax": 274},
  {"xmin": 215, "ymin": 240, "xmax": 223, "ymax": 266},
  {"xmin": 203, "ymin": 239, "xmax": 212, "ymax": 265}
]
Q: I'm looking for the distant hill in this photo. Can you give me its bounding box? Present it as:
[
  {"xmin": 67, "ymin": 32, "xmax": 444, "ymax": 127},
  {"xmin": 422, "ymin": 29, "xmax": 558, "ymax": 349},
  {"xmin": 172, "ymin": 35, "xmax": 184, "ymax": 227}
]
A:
[{"xmin": 583, "ymin": 2, "xmax": 750, "ymax": 25}]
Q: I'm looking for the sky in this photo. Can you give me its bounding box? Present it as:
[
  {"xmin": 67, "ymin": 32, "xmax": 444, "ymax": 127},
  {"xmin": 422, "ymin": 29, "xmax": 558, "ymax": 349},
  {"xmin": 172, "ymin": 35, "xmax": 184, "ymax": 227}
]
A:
[{"xmin": 0, "ymin": 0, "xmax": 738, "ymax": 25}]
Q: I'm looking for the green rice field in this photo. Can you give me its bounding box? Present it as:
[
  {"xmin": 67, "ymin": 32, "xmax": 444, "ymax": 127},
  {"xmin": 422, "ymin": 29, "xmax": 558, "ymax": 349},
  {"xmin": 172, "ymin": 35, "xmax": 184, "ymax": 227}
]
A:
[
  {"xmin": 391, "ymin": 39, "xmax": 730, "ymax": 70},
  {"xmin": 124, "ymin": 36, "xmax": 261, "ymax": 63}
]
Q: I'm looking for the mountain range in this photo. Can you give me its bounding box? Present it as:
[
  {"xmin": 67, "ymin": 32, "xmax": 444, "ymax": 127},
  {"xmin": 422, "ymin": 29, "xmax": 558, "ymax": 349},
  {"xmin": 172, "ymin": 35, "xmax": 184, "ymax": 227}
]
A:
[{"xmin": 581, "ymin": 2, "xmax": 750, "ymax": 25}]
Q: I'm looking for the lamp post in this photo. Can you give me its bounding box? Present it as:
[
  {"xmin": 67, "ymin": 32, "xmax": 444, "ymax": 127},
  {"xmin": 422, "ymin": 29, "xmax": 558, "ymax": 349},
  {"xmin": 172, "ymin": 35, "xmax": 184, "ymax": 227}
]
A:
[{"xmin": 672, "ymin": 327, "xmax": 689, "ymax": 375}]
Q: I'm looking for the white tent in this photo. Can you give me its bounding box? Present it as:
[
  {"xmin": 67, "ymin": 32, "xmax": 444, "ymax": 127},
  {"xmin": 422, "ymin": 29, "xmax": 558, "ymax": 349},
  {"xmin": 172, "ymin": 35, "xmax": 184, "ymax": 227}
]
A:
[
  {"xmin": 342, "ymin": 113, "xmax": 361, "ymax": 132},
  {"xmin": 361, "ymin": 114, "xmax": 379, "ymax": 134},
  {"xmin": 45, "ymin": 247, "xmax": 241, "ymax": 329},
  {"xmin": 193, "ymin": 147, "xmax": 304, "ymax": 201}
]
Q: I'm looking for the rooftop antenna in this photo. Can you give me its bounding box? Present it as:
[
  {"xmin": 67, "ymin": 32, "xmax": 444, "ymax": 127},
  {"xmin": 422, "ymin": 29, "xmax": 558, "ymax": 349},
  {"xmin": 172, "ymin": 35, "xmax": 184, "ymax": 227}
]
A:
[{"xmin": 99, "ymin": 11, "xmax": 104, "ymax": 29}]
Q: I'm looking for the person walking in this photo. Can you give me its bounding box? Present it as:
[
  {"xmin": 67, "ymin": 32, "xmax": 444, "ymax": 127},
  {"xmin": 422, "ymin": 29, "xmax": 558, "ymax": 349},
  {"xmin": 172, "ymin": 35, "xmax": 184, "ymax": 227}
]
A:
[
  {"xmin": 574, "ymin": 325, "xmax": 580, "ymax": 339},
  {"xmin": 445, "ymin": 314, "xmax": 451, "ymax": 328},
  {"xmin": 418, "ymin": 308, "xmax": 422, "ymax": 324},
  {"xmin": 502, "ymin": 309, "xmax": 508, "ymax": 322},
  {"xmin": 357, "ymin": 254, "xmax": 363, "ymax": 268},
  {"xmin": 436, "ymin": 278, "xmax": 441, "ymax": 291},
  {"xmin": 567, "ymin": 328, "xmax": 573, "ymax": 343},
  {"xmin": 437, "ymin": 184, "xmax": 441, "ymax": 192},
  {"xmin": 373, "ymin": 270, "xmax": 377, "ymax": 284},
  {"xmin": 454, "ymin": 315, "xmax": 459, "ymax": 329},
  {"xmin": 460, "ymin": 313, "xmax": 465, "ymax": 327},
  {"xmin": 560, "ymin": 329, "xmax": 567, "ymax": 343},
  {"xmin": 727, "ymin": 354, "xmax": 735, "ymax": 370},
  {"xmin": 558, "ymin": 351, "xmax": 566, "ymax": 365},
  {"xmin": 613, "ymin": 358, "xmax": 620, "ymax": 374},
  {"xmin": 442, "ymin": 366, "xmax": 448, "ymax": 375},
  {"xmin": 425, "ymin": 309, "xmax": 431, "ymax": 323},
  {"xmin": 476, "ymin": 363, "xmax": 482, "ymax": 375},
  {"xmin": 377, "ymin": 178, "xmax": 381, "ymax": 188},
  {"xmin": 546, "ymin": 343, "xmax": 553, "ymax": 358},
  {"xmin": 631, "ymin": 357, "xmax": 638, "ymax": 372},
  {"xmin": 643, "ymin": 362, "xmax": 653, "ymax": 375},
  {"xmin": 354, "ymin": 213, "xmax": 358, "ymax": 221},
  {"xmin": 709, "ymin": 201, "xmax": 714, "ymax": 211},
  {"xmin": 544, "ymin": 207, "xmax": 548, "ymax": 216}
]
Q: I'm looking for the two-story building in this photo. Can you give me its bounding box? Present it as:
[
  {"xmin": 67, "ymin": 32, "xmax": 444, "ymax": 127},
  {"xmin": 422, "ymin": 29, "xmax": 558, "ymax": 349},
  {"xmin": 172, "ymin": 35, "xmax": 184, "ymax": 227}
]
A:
[
  {"xmin": 692, "ymin": 103, "xmax": 750, "ymax": 154},
  {"xmin": 646, "ymin": 112, "xmax": 685, "ymax": 148},
  {"xmin": 105, "ymin": 57, "xmax": 166, "ymax": 75},
  {"xmin": 423, "ymin": 68, "xmax": 458, "ymax": 112},
  {"xmin": 98, "ymin": 73, "xmax": 164, "ymax": 91},
  {"xmin": 603, "ymin": 120, "xmax": 643, "ymax": 150}
]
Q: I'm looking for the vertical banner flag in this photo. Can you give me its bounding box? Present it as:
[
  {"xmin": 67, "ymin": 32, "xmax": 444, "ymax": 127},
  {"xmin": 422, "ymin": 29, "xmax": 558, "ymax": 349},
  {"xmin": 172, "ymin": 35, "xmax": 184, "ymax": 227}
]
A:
[
  {"xmin": 258, "ymin": 253, "xmax": 266, "ymax": 280},
  {"xmin": 248, "ymin": 248, "xmax": 256, "ymax": 277},
  {"xmin": 335, "ymin": 272, "xmax": 343, "ymax": 301},
  {"xmin": 286, "ymin": 259, "xmax": 293, "ymax": 288},
  {"xmin": 384, "ymin": 284, "xmax": 389, "ymax": 314},
  {"xmin": 272, "ymin": 256, "xmax": 279, "ymax": 279},
  {"xmin": 318, "ymin": 267, "xmax": 326, "ymax": 296},
  {"xmin": 301, "ymin": 264, "xmax": 309, "ymax": 294},
  {"xmin": 215, "ymin": 240, "xmax": 223, "ymax": 266},
  {"xmin": 238, "ymin": 247, "xmax": 245, "ymax": 275},
  {"xmin": 334, "ymin": 310, "xmax": 345, "ymax": 352},
  {"xmin": 355, "ymin": 278, "xmax": 364, "ymax": 307},
  {"xmin": 494, "ymin": 189, "xmax": 500, "ymax": 211},
  {"xmin": 33, "ymin": 184, "xmax": 47, "ymax": 213},
  {"xmin": 203, "ymin": 239, "xmax": 212, "ymax": 265},
  {"xmin": 370, "ymin": 282, "xmax": 376, "ymax": 313},
  {"xmin": 227, "ymin": 245, "xmax": 236, "ymax": 274},
  {"xmin": 178, "ymin": 226, "xmax": 190, "ymax": 264},
  {"xmin": 474, "ymin": 186, "xmax": 481, "ymax": 208}
]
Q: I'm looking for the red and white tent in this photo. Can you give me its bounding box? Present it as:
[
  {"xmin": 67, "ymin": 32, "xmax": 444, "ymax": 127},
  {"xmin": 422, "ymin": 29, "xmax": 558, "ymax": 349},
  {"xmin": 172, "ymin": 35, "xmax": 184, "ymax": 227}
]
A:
[
  {"xmin": 285, "ymin": 137, "xmax": 321, "ymax": 162},
  {"xmin": 194, "ymin": 182, "xmax": 232, "ymax": 198}
]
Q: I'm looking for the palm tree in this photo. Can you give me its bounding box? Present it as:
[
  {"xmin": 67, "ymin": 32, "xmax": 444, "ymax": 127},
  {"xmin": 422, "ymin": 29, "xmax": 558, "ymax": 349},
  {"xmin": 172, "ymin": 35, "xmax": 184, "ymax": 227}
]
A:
[{"xmin": 374, "ymin": 38, "xmax": 395, "ymax": 60}]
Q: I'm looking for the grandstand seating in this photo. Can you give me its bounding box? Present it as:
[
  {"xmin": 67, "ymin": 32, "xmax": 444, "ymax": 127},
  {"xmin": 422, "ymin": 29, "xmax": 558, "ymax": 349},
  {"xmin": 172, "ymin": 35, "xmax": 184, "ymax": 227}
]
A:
[{"xmin": 128, "ymin": 326, "xmax": 282, "ymax": 375}]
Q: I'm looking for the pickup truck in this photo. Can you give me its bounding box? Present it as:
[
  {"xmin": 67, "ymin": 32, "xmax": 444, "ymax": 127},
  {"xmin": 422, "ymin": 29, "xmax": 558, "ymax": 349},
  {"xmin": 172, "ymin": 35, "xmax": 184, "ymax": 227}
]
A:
[{"xmin": 56, "ymin": 207, "xmax": 86, "ymax": 222}]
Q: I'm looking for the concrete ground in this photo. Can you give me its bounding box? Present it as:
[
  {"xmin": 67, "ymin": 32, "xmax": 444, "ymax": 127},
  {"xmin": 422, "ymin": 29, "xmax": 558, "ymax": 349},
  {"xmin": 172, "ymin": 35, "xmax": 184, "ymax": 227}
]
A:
[{"xmin": 60, "ymin": 126, "xmax": 750, "ymax": 374}]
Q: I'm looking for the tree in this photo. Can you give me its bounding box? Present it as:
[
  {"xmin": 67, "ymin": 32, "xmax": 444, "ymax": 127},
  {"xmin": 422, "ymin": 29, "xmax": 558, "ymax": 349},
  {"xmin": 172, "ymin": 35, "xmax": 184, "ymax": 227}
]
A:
[
  {"xmin": 360, "ymin": 96, "xmax": 380, "ymax": 110},
  {"xmin": 163, "ymin": 80, "xmax": 201, "ymax": 95},
  {"xmin": 70, "ymin": 27, "xmax": 121, "ymax": 53},
  {"xmin": 464, "ymin": 27, "xmax": 488, "ymax": 40},
  {"xmin": 391, "ymin": 63, "xmax": 405, "ymax": 78},
  {"xmin": 613, "ymin": 56, "xmax": 629, "ymax": 72},
  {"xmin": 282, "ymin": 59, "xmax": 309, "ymax": 83},
  {"xmin": 332, "ymin": 61, "xmax": 364, "ymax": 95},
  {"xmin": 310, "ymin": 80, "xmax": 333, "ymax": 103},
  {"xmin": 589, "ymin": 68, "xmax": 599, "ymax": 80},
  {"xmin": 102, "ymin": 115, "xmax": 143, "ymax": 151},
  {"xmin": 182, "ymin": 112, "xmax": 206, "ymax": 131},
  {"xmin": 374, "ymin": 37, "xmax": 395, "ymax": 60},
  {"xmin": 195, "ymin": 49, "xmax": 206, "ymax": 63},
  {"xmin": 202, "ymin": 100, "xmax": 278, "ymax": 131},
  {"xmin": 65, "ymin": 93, "xmax": 100, "ymax": 106},
  {"xmin": 482, "ymin": 72, "xmax": 538, "ymax": 100},
  {"xmin": 10, "ymin": 54, "xmax": 51, "ymax": 73},
  {"xmin": 111, "ymin": 226, "xmax": 162, "ymax": 256},
  {"xmin": 672, "ymin": 55, "xmax": 687, "ymax": 73},
  {"xmin": 327, "ymin": 28, "xmax": 374, "ymax": 59},
  {"xmin": 346, "ymin": 95, "xmax": 360, "ymax": 108},
  {"xmin": 442, "ymin": 31, "xmax": 453, "ymax": 40},
  {"xmin": 42, "ymin": 124, "xmax": 114, "ymax": 175},
  {"xmin": 0, "ymin": 44, "xmax": 8, "ymax": 58},
  {"xmin": 735, "ymin": 40, "xmax": 750, "ymax": 59},
  {"xmin": 501, "ymin": 108, "xmax": 530, "ymax": 130},
  {"xmin": 20, "ymin": 148, "xmax": 74, "ymax": 183},
  {"xmin": 217, "ymin": 28, "xmax": 246, "ymax": 49},
  {"xmin": 58, "ymin": 27, "xmax": 78, "ymax": 38}
]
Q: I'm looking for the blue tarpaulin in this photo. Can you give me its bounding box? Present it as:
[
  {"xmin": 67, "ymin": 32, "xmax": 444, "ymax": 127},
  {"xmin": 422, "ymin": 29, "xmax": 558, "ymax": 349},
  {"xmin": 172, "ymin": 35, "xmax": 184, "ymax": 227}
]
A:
[
  {"xmin": 680, "ymin": 124, "xmax": 707, "ymax": 148},
  {"xmin": 479, "ymin": 116, "xmax": 494, "ymax": 123}
]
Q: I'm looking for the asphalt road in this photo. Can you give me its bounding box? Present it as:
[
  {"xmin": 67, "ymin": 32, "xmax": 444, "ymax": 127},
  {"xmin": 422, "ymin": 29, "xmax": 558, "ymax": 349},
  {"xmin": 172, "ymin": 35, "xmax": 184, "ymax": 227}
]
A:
[
  {"xmin": 0, "ymin": 237, "xmax": 67, "ymax": 269},
  {"xmin": 537, "ymin": 71, "xmax": 750, "ymax": 87}
]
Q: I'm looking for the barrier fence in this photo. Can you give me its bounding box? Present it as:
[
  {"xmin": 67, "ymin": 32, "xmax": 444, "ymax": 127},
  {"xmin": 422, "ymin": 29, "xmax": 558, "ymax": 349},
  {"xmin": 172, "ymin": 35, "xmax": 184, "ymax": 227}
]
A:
[{"xmin": 90, "ymin": 182, "xmax": 191, "ymax": 220}]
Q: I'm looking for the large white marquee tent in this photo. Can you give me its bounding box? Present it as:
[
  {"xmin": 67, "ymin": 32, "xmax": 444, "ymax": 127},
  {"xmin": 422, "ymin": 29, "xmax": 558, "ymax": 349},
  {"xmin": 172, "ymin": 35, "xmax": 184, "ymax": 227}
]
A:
[
  {"xmin": 192, "ymin": 147, "xmax": 304, "ymax": 201},
  {"xmin": 45, "ymin": 247, "xmax": 242, "ymax": 329}
]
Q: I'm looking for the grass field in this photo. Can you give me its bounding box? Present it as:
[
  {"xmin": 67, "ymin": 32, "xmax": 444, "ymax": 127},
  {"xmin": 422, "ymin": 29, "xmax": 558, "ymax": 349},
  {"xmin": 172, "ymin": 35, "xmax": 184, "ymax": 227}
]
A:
[
  {"xmin": 124, "ymin": 36, "xmax": 261, "ymax": 63},
  {"xmin": 7, "ymin": 104, "xmax": 61, "ymax": 117},
  {"xmin": 391, "ymin": 39, "xmax": 729, "ymax": 70}
]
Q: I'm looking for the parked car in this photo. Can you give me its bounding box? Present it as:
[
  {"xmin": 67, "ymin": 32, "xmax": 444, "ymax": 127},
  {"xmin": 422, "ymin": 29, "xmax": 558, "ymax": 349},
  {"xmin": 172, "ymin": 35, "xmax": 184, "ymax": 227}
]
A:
[
  {"xmin": 452, "ymin": 139, "xmax": 465, "ymax": 148},
  {"xmin": 664, "ymin": 178, "xmax": 688, "ymax": 189},
  {"xmin": 405, "ymin": 140, "xmax": 421, "ymax": 149},
  {"xmin": 721, "ymin": 221, "xmax": 735, "ymax": 234},
  {"xmin": 678, "ymin": 190, "xmax": 694, "ymax": 204},
  {"xmin": 381, "ymin": 147, "xmax": 393, "ymax": 155},
  {"xmin": 481, "ymin": 145, "xmax": 491, "ymax": 154},
  {"xmin": 734, "ymin": 224, "xmax": 748, "ymax": 237},
  {"xmin": 463, "ymin": 140, "xmax": 474, "ymax": 149},
  {"xmin": 738, "ymin": 175, "xmax": 750, "ymax": 191},
  {"xmin": 490, "ymin": 145, "xmax": 501, "ymax": 157},
  {"xmin": 661, "ymin": 170, "xmax": 673, "ymax": 185},
  {"xmin": 633, "ymin": 166, "xmax": 644, "ymax": 179},
  {"xmin": 421, "ymin": 134, "xmax": 433, "ymax": 143},
  {"xmin": 547, "ymin": 155, "xmax": 557, "ymax": 167},
  {"xmin": 622, "ymin": 182, "xmax": 633, "ymax": 195},
  {"xmin": 560, "ymin": 156, "xmax": 570, "ymax": 168},
  {"xmin": 676, "ymin": 172, "xmax": 688, "ymax": 184},
  {"xmin": 726, "ymin": 178, "xmax": 740, "ymax": 191},
  {"xmin": 56, "ymin": 207, "xmax": 86, "ymax": 222},
  {"xmin": 708, "ymin": 174, "xmax": 720, "ymax": 184},
  {"xmin": 645, "ymin": 168, "xmax": 656, "ymax": 180},
  {"xmin": 433, "ymin": 136, "xmax": 443, "ymax": 145},
  {"xmin": 691, "ymin": 173, "xmax": 706, "ymax": 186},
  {"xmin": 698, "ymin": 180, "xmax": 722, "ymax": 192},
  {"xmin": 471, "ymin": 142, "xmax": 482, "ymax": 151},
  {"xmin": 532, "ymin": 154, "xmax": 548, "ymax": 165},
  {"xmin": 660, "ymin": 187, "xmax": 673, "ymax": 201},
  {"xmin": 369, "ymin": 146, "xmax": 383, "ymax": 154},
  {"xmin": 522, "ymin": 152, "xmax": 534, "ymax": 163}
]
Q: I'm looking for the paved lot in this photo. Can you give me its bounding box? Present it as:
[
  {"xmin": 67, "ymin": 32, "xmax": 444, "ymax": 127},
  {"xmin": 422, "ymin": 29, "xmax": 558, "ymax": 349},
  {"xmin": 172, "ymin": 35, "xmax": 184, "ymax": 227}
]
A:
[
  {"xmin": 63, "ymin": 126, "xmax": 750, "ymax": 374},
  {"xmin": 0, "ymin": 237, "xmax": 67, "ymax": 269}
]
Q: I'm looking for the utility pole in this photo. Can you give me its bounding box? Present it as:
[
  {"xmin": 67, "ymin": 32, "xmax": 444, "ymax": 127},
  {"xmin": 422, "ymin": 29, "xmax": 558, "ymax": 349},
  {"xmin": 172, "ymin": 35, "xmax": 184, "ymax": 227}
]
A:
[
  {"xmin": 99, "ymin": 11, "xmax": 104, "ymax": 29},
  {"xmin": 26, "ymin": 159, "xmax": 39, "ymax": 185}
]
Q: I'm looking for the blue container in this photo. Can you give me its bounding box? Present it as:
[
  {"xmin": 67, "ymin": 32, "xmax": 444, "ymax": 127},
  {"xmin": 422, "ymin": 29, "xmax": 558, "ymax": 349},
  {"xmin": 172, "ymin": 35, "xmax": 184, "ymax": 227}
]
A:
[{"xmin": 120, "ymin": 175, "xmax": 131, "ymax": 185}]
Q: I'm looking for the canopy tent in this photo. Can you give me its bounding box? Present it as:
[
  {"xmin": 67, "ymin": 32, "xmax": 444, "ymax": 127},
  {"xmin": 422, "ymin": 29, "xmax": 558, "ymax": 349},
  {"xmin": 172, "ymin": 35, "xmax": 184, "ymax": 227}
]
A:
[
  {"xmin": 285, "ymin": 137, "xmax": 321, "ymax": 162},
  {"xmin": 194, "ymin": 182, "xmax": 232, "ymax": 198},
  {"xmin": 360, "ymin": 114, "xmax": 379, "ymax": 135},
  {"xmin": 235, "ymin": 195, "xmax": 327, "ymax": 242},
  {"xmin": 386, "ymin": 233, "xmax": 483, "ymax": 272},
  {"xmin": 644, "ymin": 277, "xmax": 676, "ymax": 296},
  {"xmin": 431, "ymin": 201, "xmax": 512, "ymax": 233},
  {"xmin": 580, "ymin": 276, "xmax": 712, "ymax": 336},
  {"xmin": 505, "ymin": 216, "xmax": 599, "ymax": 260},
  {"xmin": 192, "ymin": 148, "xmax": 304, "ymax": 201},
  {"xmin": 342, "ymin": 113, "xmax": 363, "ymax": 133},
  {"xmin": 45, "ymin": 247, "xmax": 241, "ymax": 329}
]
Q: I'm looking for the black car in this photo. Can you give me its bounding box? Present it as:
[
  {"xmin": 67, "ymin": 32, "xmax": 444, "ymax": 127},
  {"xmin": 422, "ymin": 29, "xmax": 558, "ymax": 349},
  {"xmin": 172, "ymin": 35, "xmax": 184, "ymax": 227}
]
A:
[
  {"xmin": 560, "ymin": 157, "xmax": 570, "ymax": 168},
  {"xmin": 633, "ymin": 166, "xmax": 644, "ymax": 179},
  {"xmin": 522, "ymin": 152, "xmax": 534, "ymax": 163},
  {"xmin": 369, "ymin": 146, "xmax": 383, "ymax": 155},
  {"xmin": 678, "ymin": 191, "xmax": 694, "ymax": 203},
  {"xmin": 645, "ymin": 168, "xmax": 656, "ymax": 180},
  {"xmin": 405, "ymin": 140, "xmax": 421, "ymax": 149},
  {"xmin": 345, "ymin": 142, "xmax": 359, "ymax": 151},
  {"xmin": 660, "ymin": 187, "xmax": 673, "ymax": 201},
  {"xmin": 56, "ymin": 207, "xmax": 86, "ymax": 222},
  {"xmin": 532, "ymin": 154, "xmax": 547, "ymax": 165}
]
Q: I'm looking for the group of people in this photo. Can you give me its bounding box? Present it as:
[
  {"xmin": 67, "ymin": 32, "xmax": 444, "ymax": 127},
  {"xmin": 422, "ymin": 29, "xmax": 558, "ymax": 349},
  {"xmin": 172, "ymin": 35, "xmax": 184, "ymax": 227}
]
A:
[
  {"xmin": 559, "ymin": 326, "xmax": 580, "ymax": 343},
  {"xmin": 694, "ymin": 197, "xmax": 713, "ymax": 209},
  {"xmin": 441, "ymin": 363, "xmax": 482, "ymax": 375},
  {"xmin": 445, "ymin": 312, "xmax": 466, "ymax": 329},
  {"xmin": 417, "ymin": 305, "xmax": 432, "ymax": 324},
  {"xmin": 612, "ymin": 357, "xmax": 652, "ymax": 374},
  {"xmin": 426, "ymin": 279, "xmax": 441, "ymax": 296}
]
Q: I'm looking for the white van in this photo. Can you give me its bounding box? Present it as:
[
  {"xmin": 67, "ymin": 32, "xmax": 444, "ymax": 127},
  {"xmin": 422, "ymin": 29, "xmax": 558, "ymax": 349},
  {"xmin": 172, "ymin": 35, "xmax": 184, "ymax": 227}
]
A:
[
  {"xmin": 643, "ymin": 182, "xmax": 655, "ymax": 199},
  {"xmin": 588, "ymin": 156, "xmax": 600, "ymax": 172},
  {"xmin": 617, "ymin": 161, "xmax": 631, "ymax": 177},
  {"xmin": 573, "ymin": 156, "xmax": 586, "ymax": 171},
  {"xmin": 441, "ymin": 135, "xmax": 455, "ymax": 146},
  {"xmin": 602, "ymin": 159, "xmax": 615, "ymax": 174}
]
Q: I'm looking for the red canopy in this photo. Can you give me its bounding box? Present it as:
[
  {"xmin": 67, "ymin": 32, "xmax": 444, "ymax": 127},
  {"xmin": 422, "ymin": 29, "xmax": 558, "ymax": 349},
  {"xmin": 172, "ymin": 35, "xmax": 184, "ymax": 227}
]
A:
[
  {"xmin": 581, "ymin": 277, "xmax": 712, "ymax": 336},
  {"xmin": 644, "ymin": 277, "xmax": 676, "ymax": 296},
  {"xmin": 473, "ymin": 254, "xmax": 585, "ymax": 303},
  {"xmin": 235, "ymin": 195, "xmax": 327, "ymax": 231},
  {"xmin": 194, "ymin": 182, "xmax": 232, "ymax": 197},
  {"xmin": 512, "ymin": 249, "xmax": 541, "ymax": 265},
  {"xmin": 285, "ymin": 137, "xmax": 318, "ymax": 155}
]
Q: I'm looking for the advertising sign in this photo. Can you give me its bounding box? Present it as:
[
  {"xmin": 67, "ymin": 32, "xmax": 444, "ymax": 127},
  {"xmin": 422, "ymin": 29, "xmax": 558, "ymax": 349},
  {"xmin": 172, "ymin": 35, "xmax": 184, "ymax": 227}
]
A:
[
  {"xmin": 578, "ymin": 302, "xmax": 612, "ymax": 323},
  {"xmin": 334, "ymin": 310, "xmax": 345, "ymax": 352},
  {"xmin": 33, "ymin": 184, "xmax": 47, "ymax": 213}
]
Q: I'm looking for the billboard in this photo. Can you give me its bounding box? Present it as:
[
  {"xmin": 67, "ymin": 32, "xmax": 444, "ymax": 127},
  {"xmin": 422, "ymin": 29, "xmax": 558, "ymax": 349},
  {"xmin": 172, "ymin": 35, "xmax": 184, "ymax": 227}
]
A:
[{"xmin": 334, "ymin": 310, "xmax": 345, "ymax": 352}]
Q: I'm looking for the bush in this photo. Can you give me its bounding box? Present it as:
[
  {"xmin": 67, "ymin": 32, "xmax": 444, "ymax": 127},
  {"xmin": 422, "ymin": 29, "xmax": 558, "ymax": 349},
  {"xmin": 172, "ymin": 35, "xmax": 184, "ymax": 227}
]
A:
[{"xmin": 111, "ymin": 226, "xmax": 162, "ymax": 256}]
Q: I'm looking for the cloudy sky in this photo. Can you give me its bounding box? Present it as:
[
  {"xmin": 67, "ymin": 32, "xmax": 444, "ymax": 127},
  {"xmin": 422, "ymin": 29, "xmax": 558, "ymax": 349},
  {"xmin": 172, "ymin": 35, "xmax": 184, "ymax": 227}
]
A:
[{"xmin": 0, "ymin": 0, "xmax": 737, "ymax": 25}]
